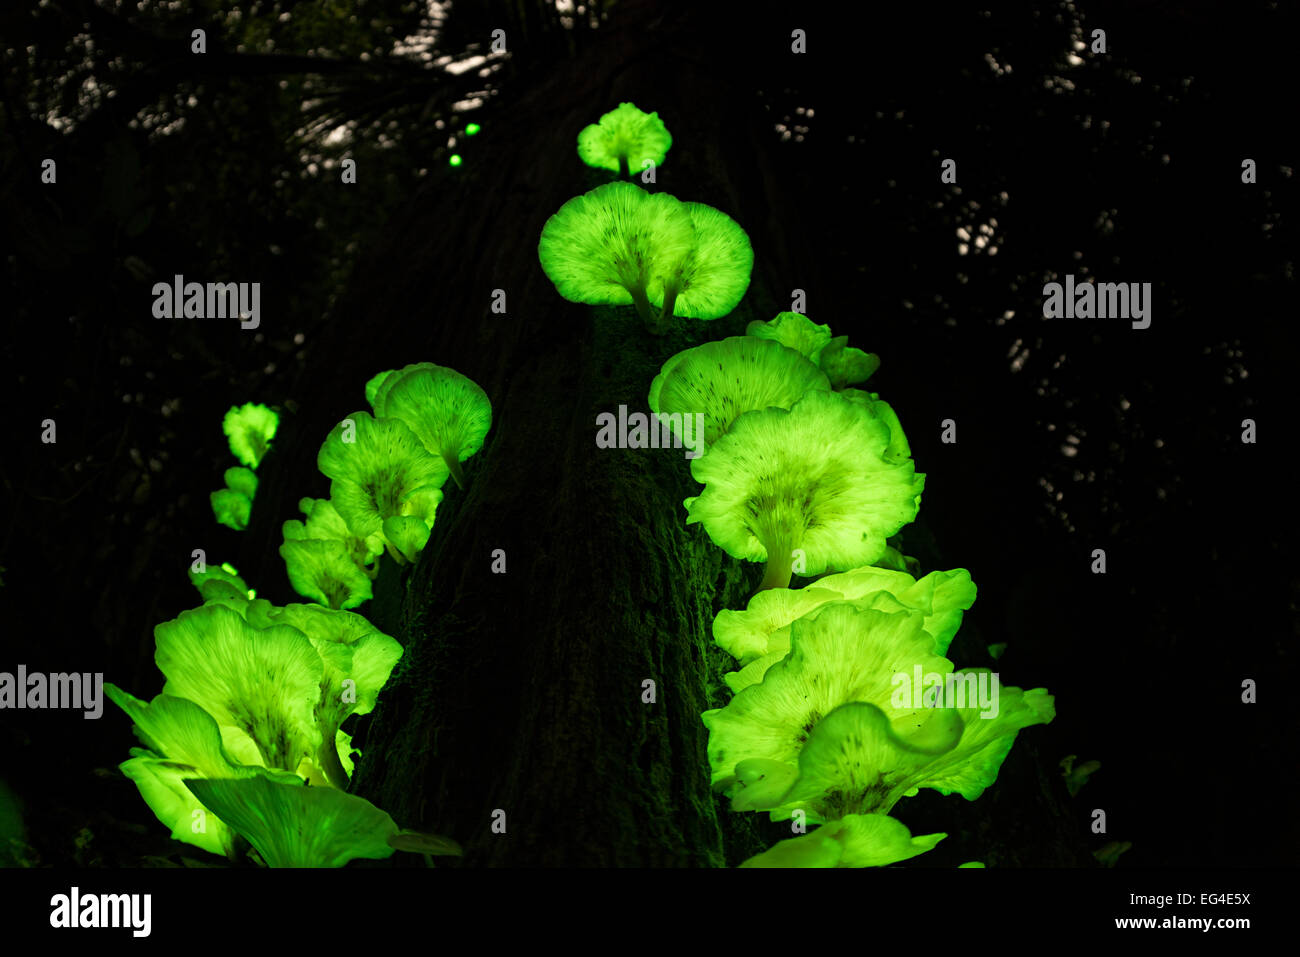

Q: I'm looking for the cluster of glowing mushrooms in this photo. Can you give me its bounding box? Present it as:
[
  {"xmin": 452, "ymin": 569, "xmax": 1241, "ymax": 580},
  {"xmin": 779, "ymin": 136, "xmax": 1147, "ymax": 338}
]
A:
[
  {"xmin": 544, "ymin": 104, "xmax": 1056, "ymax": 868},
  {"xmin": 105, "ymin": 362, "xmax": 489, "ymax": 865}
]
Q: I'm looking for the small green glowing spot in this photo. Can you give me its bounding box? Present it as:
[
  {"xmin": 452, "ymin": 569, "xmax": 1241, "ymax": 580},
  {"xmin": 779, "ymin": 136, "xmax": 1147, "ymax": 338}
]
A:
[
  {"xmin": 449, "ymin": 154, "xmax": 462, "ymax": 167},
  {"xmin": 220, "ymin": 562, "xmax": 238, "ymax": 576},
  {"xmin": 465, "ymin": 123, "xmax": 480, "ymax": 136}
]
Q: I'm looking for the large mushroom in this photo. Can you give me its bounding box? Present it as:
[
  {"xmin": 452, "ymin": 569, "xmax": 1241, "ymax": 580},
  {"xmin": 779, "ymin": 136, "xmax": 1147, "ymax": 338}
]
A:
[
  {"xmin": 651, "ymin": 201, "xmax": 753, "ymax": 321},
  {"xmin": 538, "ymin": 181, "xmax": 695, "ymax": 329},
  {"xmin": 648, "ymin": 335, "xmax": 831, "ymax": 452},
  {"xmin": 576, "ymin": 101, "xmax": 673, "ymax": 178},
  {"xmin": 685, "ymin": 389, "xmax": 925, "ymax": 591}
]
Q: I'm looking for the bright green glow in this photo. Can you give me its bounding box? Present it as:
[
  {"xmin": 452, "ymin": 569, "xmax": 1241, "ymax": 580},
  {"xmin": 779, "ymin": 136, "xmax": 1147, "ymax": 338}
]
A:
[
  {"xmin": 370, "ymin": 364, "xmax": 493, "ymax": 491},
  {"xmin": 704, "ymin": 601, "xmax": 952, "ymax": 804},
  {"xmin": 186, "ymin": 775, "xmax": 399, "ymax": 868},
  {"xmin": 190, "ymin": 561, "xmax": 251, "ymax": 603},
  {"xmin": 538, "ymin": 181, "xmax": 695, "ymax": 322},
  {"xmin": 649, "ymin": 336, "xmax": 830, "ymax": 450},
  {"xmin": 818, "ymin": 336, "xmax": 881, "ymax": 389},
  {"xmin": 316, "ymin": 411, "xmax": 447, "ymax": 544},
  {"xmin": 105, "ymin": 687, "xmax": 296, "ymax": 858},
  {"xmin": 449, "ymin": 153, "xmax": 462, "ymax": 166},
  {"xmin": 577, "ymin": 101, "xmax": 671, "ymax": 176},
  {"xmin": 222, "ymin": 402, "xmax": 279, "ymax": 469},
  {"xmin": 154, "ymin": 604, "xmax": 323, "ymax": 773},
  {"xmin": 746, "ymin": 312, "xmax": 834, "ymax": 360},
  {"xmin": 284, "ymin": 496, "xmax": 385, "ymax": 571},
  {"xmin": 650, "ymin": 202, "xmax": 753, "ymax": 319},
  {"xmin": 211, "ymin": 487, "xmax": 252, "ymax": 531},
  {"xmin": 840, "ymin": 389, "xmax": 910, "ymax": 463},
  {"xmin": 740, "ymin": 813, "xmax": 946, "ymax": 868},
  {"xmin": 279, "ymin": 538, "xmax": 374, "ymax": 609},
  {"xmin": 223, "ymin": 466, "xmax": 258, "ymax": 499},
  {"xmin": 714, "ymin": 565, "xmax": 977, "ymax": 671},
  {"xmin": 685, "ymin": 390, "xmax": 925, "ymax": 590},
  {"xmin": 465, "ymin": 122, "xmax": 481, "ymax": 136}
]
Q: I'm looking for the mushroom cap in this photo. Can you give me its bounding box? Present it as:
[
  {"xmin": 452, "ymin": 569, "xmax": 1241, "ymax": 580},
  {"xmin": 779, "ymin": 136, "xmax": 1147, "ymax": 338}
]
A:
[
  {"xmin": 703, "ymin": 601, "xmax": 952, "ymax": 792},
  {"xmin": 817, "ymin": 336, "xmax": 880, "ymax": 389},
  {"xmin": 186, "ymin": 774, "xmax": 399, "ymax": 868},
  {"xmin": 223, "ymin": 466, "xmax": 258, "ymax": 500},
  {"xmin": 372, "ymin": 364, "xmax": 492, "ymax": 469},
  {"xmin": 283, "ymin": 496, "xmax": 384, "ymax": 569},
  {"xmin": 278, "ymin": 538, "xmax": 374, "ymax": 610},
  {"xmin": 685, "ymin": 389, "xmax": 925, "ymax": 575},
  {"xmin": 153, "ymin": 603, "xmax": 324, "ymax": 773},
  {"xmin": 651, "ymin": 201, "xmax": 754, "ymax": 319},
  {"xmin": 222, "ymin": 402, "xmax": 279, "ymax": 469},
  {"xmin": 746, "ymin": 312, "xmax": 834, "ymax": 360},
  {"xmin": 576, "ymin": 101, "xmax": 672, "ymax": 174},
  {"xmin": 649, "ymin": 336, "xmax": 831, "ymax": 450},
  {"xmin": 316, "ymin": 411, "xmax": 448, "ymax": 540},
  {"xmin": 740, "ymin": 813, "xmax": 946, "ymax": 868},
  {"xmin": 211, "ymin": 487, "xmax": 252, "ymax": 531},
  {"xmin": 538, "ymin": 181, "xmax": 696, "ymax": 307},
  {"xmin": 840, "ymin": 390, "xmax": 911, "ymax": 463},
  {"xmin": 188, "ymin": 561, "xmax": 252, "ymax": 603}
]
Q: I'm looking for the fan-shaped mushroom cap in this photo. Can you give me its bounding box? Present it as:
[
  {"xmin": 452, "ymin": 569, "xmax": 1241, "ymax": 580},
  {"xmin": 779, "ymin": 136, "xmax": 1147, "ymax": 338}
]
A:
[
  {"xmin": 538, "ymin": 181, "xmax": 695, "ymax": 317},
  {"xmin": 576, "ymin": 101, "xmax": 672, "ymax": 175},
  {"xmin": 652, "ymin": 201, "xmax": 753, "ymax": 319},
  {"xmin": 740, "ymin": 813, "xmax": 946, "ymax": 868},
  {"xmin": 685, "ymin": 390, "xmax": 925, "ymax": 590},
  {"xmin": 649, "ymin": 336, "xmax": 830, "ymax": 451},
  {"xmin": 746, "ymin": 312, "xmax": 834, "ymax": 360},
  {"xmin": 222, "ymin": 402, "xmax": 279, "ymax": 469},
  {"xmin": 372, "ymin": 365, "xmax": 492, "ymax": 490},
  {"xmin": 818, "ymin": 336, "xmax": 880, "ymax": 389}
]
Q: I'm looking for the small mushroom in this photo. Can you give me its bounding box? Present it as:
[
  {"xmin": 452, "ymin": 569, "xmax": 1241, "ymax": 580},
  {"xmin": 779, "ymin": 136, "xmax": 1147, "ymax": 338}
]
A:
[
  {"xmin": 222, "ymin": 402, "xmax": 279, "ymax": 469},
  {"xmin": 740, "ymin": 813, "xmax": 946, "ymax": 868},
  {"xmin": 576, "ymin": 102, "xmax": 672, "ymax": 178},
  {"xmin": 745, "ymin": 312, "xmax": 834, "ymax": 360},
  {"xmin": 686, "ymin": 389, "xmax": 925, "ymax": 591},
  {"xmin": 817, "ymin": 336, "xmax": 880, "ymax": 389},
  {"xmin": 371, "ymin": 365, "xmax": 492, "ymax": 491},
  {"xmin": 210, "ymin": 487, "xmax": 252, "ymax": 531},
  {"xmin": 649, "ymin": 336, "xmax": 830, "ymax": 452}
]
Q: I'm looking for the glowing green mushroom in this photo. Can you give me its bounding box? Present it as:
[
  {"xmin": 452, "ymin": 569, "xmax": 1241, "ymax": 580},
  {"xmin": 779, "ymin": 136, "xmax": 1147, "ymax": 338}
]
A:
[
  {"xmin": 316, "ymin": 412, "xmax": 447, "ymax": 555},
  {"xmin": 685, "ymin": 389, "xmax": 925, "ymax": 591},
  {"xmin": 223, "ymin": 466, "xmax": 258, "ymax": 500},
  {"xmin": 371, "ymin": 364, "xmax": 493, "ymax": 491},
  {"xmin": 185, "ymin": 774, "xmax": 399, "ymax": 868},
  {"xmin": 740, "ymin": 813, "xmax": 946, "ymax": 868},
  {"xmin": 279, "ymin": 538, "xmax": 374, "ymax": 610},
  {"xmin": 153, "ymin": 604, "xmax": 323, "ymax": 774},
  {"xmin": 651, "ymin": 202, "xmax": 754, "ymax": 320},
  {"xmin": 538, "ymin": 181, "xmax": 695, "ymax": 328},
  {"xmin": 283, "ymin": 496, "xmax": 384, "ymax": 573},
  {"xmin": 817, "ymin": 336, "xmax": 880, "ymax": 389},
  {"xmin": 222, "ymin": 402, "xmax": 279, "ymax": 469},
  {"xmin": 210, "ymin": 487, "xmax": 252, "ymax": 531},
  {"xmin": 703, "ymin": 602, "xmax": 952, "ymax": 802},
  {"xmin": 577, "ymin": 101, "xmax": 672, "ymax": 178},
  {"xmin": 649, "ymin": 336, "xmax": 830, "ymax": 451},
  {"xmin": 188, "ymin": 560, "xmax": 254, "ymax": 603},
  {"xmin": 746, "ymin": 312, "xmax": 834, "ymax": 360},
  {"xmin": 265, "ymin": 604, "xmax": 402, "ymax": 789}
]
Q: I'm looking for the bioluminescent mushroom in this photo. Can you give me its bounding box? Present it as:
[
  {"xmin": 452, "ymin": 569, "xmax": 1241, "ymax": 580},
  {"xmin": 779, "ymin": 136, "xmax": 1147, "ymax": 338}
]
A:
[
  {"xmin": 576, "ymin": 101, "xmax": 672, "ymax": 178},
  {"xmin": 650, "ymin": 202, "xmax": 753, "ymax": 320},
  {"xmin": 538, "ymin": 181, "xmax": 696, "ymax": 328},
  {"xmin": 745, "ymin": 312, "xmax": 834, "ymax": 360},
  {"xmin": 703, "ymin": 602, "xmax": 952, "ymax": 803},
  {"xmin": 188, "ymin": 560, "xmax": 254, "ymax": 603},
  {"xmin": 279, "ymin": 538, "xmax": 374, "ymax": 610},
  {"xmin": 210, "ymin": 487, "xmax": 252, "ymax": 531},
  {"xmin": 649, "ymin": 336, "xmax": 831, "ymax": 452},
  {"xmin": 370, "ymin": 364, "xmax": 493, "ymax": 491},
  {"xmin": 770, "ymin": 684, "xmax": 1055, "ymax": 822},
  {"xmin": 817, "ymin": 335, "xmax": 880, "ymax": 389},
  {"xmin": 685, "ymin": 389, "xmax": 925, "ymax": 591},
  {"xmin": 714, "ymin": 565, "xmax": 977, "ymax": 676},
  {"xmin": 265, "ymin": 604, "xmax": 403, "ymax": 789},
  {"xmin": 739, "ymin": 813, "xmax": 946, "ymax": 868},
  {"xmin": 105, "ymin": 686, "xmax": 298, "ymax": 858},
  {"xmin": 283, "ymin": 496, "xmax": 384, "ymax": 574},
  {"xmin": 153, "ymin": 604, "xmax": 323, "ymax": 773},
  {"xmin": 222, "ymin": 402, "xmax": 279, "ymax": 469},
  {"xmin": 840, "ymin": 389, "xmax": 912, "ymax": 464},
  {"xmin": 316, "ymin": 411, "xmax": 447, "ymax": 556},
  {"xmin": 224, "ymin": 466, "xmax": 258, "ymax": 500},
  {"xmin": 185, "ymin": 773, "xmax": 399, "ymax": 868}
]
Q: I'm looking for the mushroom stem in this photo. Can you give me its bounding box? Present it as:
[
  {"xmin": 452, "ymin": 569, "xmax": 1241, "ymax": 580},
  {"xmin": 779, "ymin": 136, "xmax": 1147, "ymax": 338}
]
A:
[
  {"xmin": 757, "ymin": 530, "xmax": 798, "ymax": 591},
  {"xmin": 659, "ymin": 284, "xmax": 679, "ymax": 324},
  {"xmin": 629, "ymin": 284, "xmax": 659, "ymax": 330},
  {"xmin": 384, "ymin": 541, "xmax": 407, "ymax": 565},
  {"xmin": 618, "ymin": 153, "xmax": 630, "ymax": 178},
  {"xmin": 317, "ymin": 732, "xmax": 351, "ymax": 791},
  {"xmin": 443, "ymin": 452, "xmax": 467, "ymax": 490}
]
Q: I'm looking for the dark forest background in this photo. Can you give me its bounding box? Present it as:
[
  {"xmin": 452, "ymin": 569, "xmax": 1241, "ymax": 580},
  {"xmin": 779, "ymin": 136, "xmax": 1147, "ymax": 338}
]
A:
[{"xmin": 0, "ymin": 0, "xmax": 1296, "ymax": 868}]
